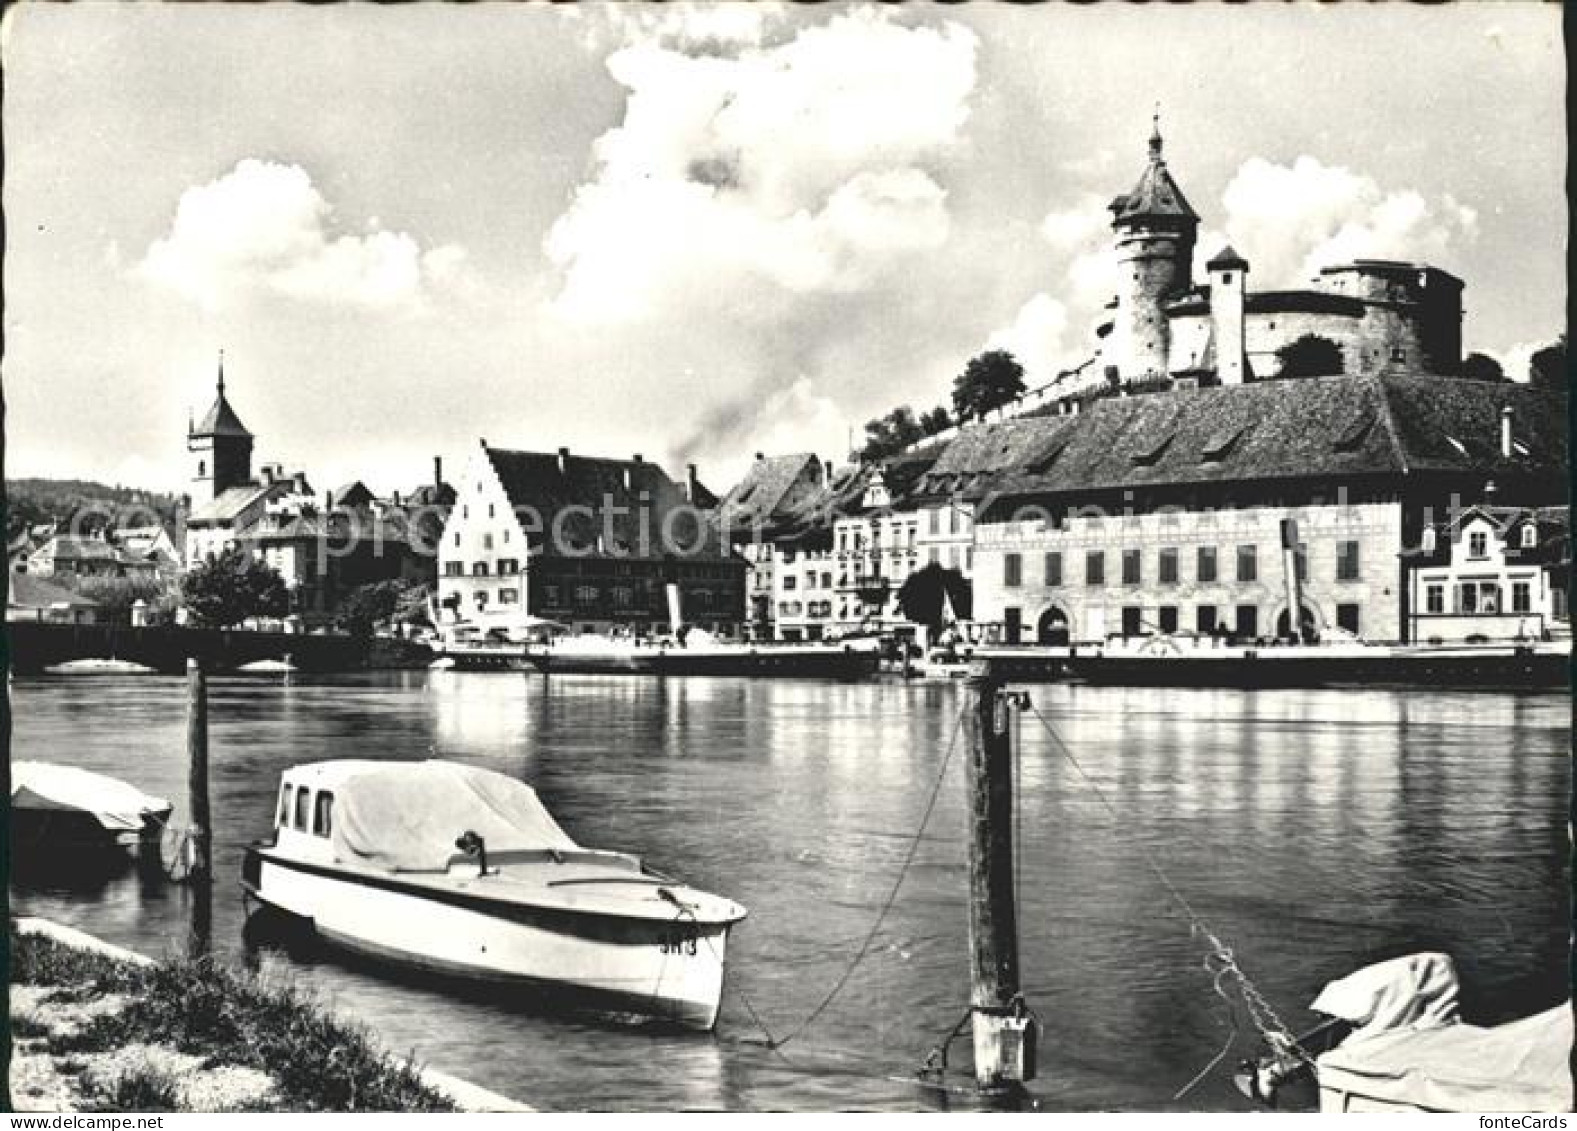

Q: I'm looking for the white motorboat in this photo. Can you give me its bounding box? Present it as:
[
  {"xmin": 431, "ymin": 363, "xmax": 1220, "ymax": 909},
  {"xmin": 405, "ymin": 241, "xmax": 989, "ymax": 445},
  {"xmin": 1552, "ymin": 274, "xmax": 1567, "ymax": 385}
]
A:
[
  {"xmin": 241, "ymin": 759, "xmax": 748, "ymax": 1030},
  {"xmin": 10, "ymin": 761, "xmax": 173, "ymax": 855}
]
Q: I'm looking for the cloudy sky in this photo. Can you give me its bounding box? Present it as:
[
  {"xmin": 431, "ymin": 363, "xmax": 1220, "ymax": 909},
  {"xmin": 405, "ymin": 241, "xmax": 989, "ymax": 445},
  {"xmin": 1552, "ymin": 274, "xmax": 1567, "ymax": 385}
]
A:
[{"xmin": 3, "ymin": 3, "xmax": 1564, "ymax": 495}]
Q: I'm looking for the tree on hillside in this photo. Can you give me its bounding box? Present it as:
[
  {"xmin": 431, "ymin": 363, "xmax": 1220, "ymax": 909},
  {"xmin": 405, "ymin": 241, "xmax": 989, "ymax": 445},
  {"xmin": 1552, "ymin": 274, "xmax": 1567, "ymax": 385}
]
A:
[
  {"xmin": 860, "ymin": 406, "xmax": 925, "ymax": 463},
  {"xmin": 919, "ymin": 406, "xmax": 952, "ymax": 436},
  {"xmin": 898, "ymin": 562, "xmax": 973, "ymax": 634},
  {"xmin": 180, "ymin": 546, "xmax": 289, "ymax": 628},
  {"xmin": 951, "ymin": 350, "xmax": 1026, "ymax": 423},
  {"xmin": 1459, "ymin": 352, "xmax": 1506, "ymax": 382},
  {"xmin": 1529, "ymin": 335, "xmax": 1567, "ymax": 391},
  {"xmin": 1274, "ymin": 334, "xmax": 1344, "ymax": 378}
]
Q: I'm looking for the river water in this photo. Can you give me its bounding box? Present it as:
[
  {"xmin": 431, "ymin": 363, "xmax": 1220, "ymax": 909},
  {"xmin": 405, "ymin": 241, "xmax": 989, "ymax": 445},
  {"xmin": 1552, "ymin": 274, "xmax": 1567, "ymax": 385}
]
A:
[{"xmin": 8, "ymin": 672, "xmax": 1570, "ymax": 1111}]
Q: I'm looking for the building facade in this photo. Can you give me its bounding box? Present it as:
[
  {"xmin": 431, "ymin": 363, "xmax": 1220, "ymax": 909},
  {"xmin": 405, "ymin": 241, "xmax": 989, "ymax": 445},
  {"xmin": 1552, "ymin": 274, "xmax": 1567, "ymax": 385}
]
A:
[
  {"xmin": 1404, "ymin": 505, "xmax": 1570, "ymax": 643},
  {"xmin": 436, "ymin": 441, "xmax": 745, "ymax": 638},
  {"xmin": 971, "ymin": 376, "xmax": 1566, "ymax": 646}
]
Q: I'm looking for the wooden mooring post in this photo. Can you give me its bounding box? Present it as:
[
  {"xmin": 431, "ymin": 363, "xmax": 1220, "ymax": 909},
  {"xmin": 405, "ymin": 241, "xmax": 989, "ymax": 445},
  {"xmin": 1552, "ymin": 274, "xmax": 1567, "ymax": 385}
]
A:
[
  {"xmin": 186, "ymin": 657, "xmax": 213, "ymax": 958},
  {"xmin": 963, "ymin": 660, "xmax": 1037, "ymax": 1091}
]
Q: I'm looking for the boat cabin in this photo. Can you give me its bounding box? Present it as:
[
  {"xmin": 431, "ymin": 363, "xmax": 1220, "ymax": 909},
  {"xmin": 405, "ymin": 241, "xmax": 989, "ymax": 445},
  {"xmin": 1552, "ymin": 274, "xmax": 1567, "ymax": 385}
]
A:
[{"xmin": 270, "ymin": 760, "xmax": 384, "ymax": 865}]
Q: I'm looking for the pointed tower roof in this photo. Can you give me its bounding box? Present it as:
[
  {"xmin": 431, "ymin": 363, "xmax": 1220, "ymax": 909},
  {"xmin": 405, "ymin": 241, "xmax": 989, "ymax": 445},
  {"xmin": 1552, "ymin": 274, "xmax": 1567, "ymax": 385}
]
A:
[
  {"xmin": 191, "ymin": 352, "xmax": 253, "ymax": 438},
  {"xmin": 1207, "ymin": 244, "xmax": 1249, "ymax": 271},
  {"xmin": 1109, "ymin": 113, "xmax": 1200, "ymax": 226}
]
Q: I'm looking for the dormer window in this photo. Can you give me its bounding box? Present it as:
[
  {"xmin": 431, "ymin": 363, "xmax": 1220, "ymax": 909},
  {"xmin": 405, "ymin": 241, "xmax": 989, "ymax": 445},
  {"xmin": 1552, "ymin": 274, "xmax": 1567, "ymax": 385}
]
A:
[
  {"xmin": 1521, "ymin": 524, "xmax": 1538, "ymax": 549},
  {"xmin": 1468, "ymin": 529, "xmax": 1488, "ymax": 559}
]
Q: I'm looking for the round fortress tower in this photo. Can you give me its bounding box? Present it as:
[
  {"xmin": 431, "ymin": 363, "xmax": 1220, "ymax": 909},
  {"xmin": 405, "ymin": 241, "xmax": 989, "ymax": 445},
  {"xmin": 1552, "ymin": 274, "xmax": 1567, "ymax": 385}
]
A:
[{"xmin": 1107, "ymin": 118, "xmax": 1199, "ymax": 382}]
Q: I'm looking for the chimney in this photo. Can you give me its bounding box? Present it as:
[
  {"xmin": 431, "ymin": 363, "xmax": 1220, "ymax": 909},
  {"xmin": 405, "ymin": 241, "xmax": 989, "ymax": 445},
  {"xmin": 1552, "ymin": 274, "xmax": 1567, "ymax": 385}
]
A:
[
  {"xmin": 261, "ymin": 466, "xmax": 276, "ymax": 485},
  {"xmin": 755, "ymin": 452, "xmax": 765, "ymax": 462},
  {"xmin": 324, "ymin": 490, "xmax": 334, "ymax": 512},
  {"xmin": 433, "ymin": 455, "xmax": 443, "ymax": 487},
  {"xmin": 686, "ymin": 463, "xmax": 699, "ymax": 502},
  {"xmin": 823, "ymin": 460, "xmax": 833, "ymax": 481},
  {"xmin": 557, "ymin": 446, "xmax": 570, "ymax": 475},
  {"xmin": 293, "ymin": 472, "xmax": 307, "ymax": 494},
  {"xmin": 1501, "ymin": 405, "xmax": 1514, "ymax": 459}
]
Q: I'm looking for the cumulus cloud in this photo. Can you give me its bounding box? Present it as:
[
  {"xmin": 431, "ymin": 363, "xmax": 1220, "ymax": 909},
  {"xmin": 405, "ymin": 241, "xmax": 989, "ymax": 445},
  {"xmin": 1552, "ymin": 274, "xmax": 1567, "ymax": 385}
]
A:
[
  {"xmin": 1216, "ymin": 155, "xmax": 1478, "ymax": 287},
  {"xmin": 545, "ymin": 9, "xmax": 975, "ymax": 324},
  {"xmin": 985, "ymin": 293, "xmax": 1072, "ymax": 387},
  {"xmin": 541, "ymin": 8, "xmax": 979, "ymax": 473},
  {"xmin": 138, "ymin": 159, "xmax": 465, "ymax": 312}
]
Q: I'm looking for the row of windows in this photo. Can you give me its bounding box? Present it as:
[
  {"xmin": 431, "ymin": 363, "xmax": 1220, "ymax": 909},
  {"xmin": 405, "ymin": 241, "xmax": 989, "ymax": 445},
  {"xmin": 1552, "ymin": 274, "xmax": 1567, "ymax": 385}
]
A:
[
  {"xmin": 444, "ymin": 558, "xmax": 522, "ymax": 577},
  {"xmin": 1000, "ymin": 603, "xmax": 1364, "ymax": 639},
  {"xmin": 1424, "ymin": 581, "xmax": 1534, "ymax": 615},
  {"xmin": 469, "ymin": 588, "xmax": 521, "ymax": 607},
  {"xmin": 779, "ymin": 600, "xmax": 835, "ymax": 617},
  {"xmin": 278, "ymin": 784, "xmax": 334, "ymax": 838},
  {"xmin": 926, "ymin": 507, "xmax": 973, "ymax": 537},
  {"xmin": 1003, "ymin": 542, "xmax": 1362, "ymax": 588},
  {"xmin": 452, "ymin": 526, "xmax": 515, "ymax": 549},
  {"xmin": 836, "ymin": 526, "xmax": 919, "ymax": 552}
]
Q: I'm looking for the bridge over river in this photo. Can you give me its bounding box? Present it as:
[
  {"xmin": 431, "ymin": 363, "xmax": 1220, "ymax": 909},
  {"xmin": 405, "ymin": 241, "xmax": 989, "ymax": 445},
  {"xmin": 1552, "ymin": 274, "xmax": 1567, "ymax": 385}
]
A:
[{"xmin": 6, "ymin": 621, "xmax": 369, "ymax": 675}]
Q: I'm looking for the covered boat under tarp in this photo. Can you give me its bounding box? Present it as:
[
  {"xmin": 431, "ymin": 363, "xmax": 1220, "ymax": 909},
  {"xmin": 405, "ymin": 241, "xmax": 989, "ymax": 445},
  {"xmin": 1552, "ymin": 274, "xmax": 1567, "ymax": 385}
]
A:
[
  {"xmin": 330, "ymin": 760, "xmax": 580, "ymax": 872},
  {"xmin": 1312, "ymin": 953, "xmax": 1573, "ymax": 1112},
  {"xmin": 11, "ymin": 761, "xmax": 173, "ymax": 853}
]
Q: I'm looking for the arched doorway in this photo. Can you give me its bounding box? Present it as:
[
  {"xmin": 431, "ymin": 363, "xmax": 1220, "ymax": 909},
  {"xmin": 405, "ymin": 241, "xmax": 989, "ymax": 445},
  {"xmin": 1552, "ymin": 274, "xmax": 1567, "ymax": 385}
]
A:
[
  {"xmin": 1275, "ymin": 603, "xmax": 1321, "ymax": 643},
  {"xmin": 1037, "ymin": 605, "xmax": 1071, "ymax": 646}
]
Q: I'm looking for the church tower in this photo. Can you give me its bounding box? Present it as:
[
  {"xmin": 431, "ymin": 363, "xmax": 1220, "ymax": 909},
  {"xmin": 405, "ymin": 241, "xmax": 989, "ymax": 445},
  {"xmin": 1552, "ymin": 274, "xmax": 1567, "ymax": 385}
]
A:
[
  {"xmin": 187, "ymin": 353, "xmax": 254, "ymax": 504},
  {"xmin": 1107, "ymin": 115, "xmax": 1199, "ymax": 381}
]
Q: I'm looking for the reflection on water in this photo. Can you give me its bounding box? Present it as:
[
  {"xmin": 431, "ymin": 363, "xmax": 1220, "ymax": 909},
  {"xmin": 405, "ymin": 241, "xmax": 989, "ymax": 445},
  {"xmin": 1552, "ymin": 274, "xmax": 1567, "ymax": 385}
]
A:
[{"xmin": 9, "ymin": 672, "xmax": 1569, "ymax": 1110}]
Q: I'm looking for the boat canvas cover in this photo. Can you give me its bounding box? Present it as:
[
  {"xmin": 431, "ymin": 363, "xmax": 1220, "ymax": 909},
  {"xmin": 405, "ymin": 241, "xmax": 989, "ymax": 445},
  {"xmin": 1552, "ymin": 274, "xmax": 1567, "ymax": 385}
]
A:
[
  {"xmin": 1312, "ymin": 953, "xmax": 1572, "ymax": 1112},
  {"xmin": 1309, "ymin": 951, "xmax": 1461, "ymax": 1041},
  {"xmin": 331, "ymin": 761, "xmax": 579, "ymax": 872},
  {"xmin": 1317, "ymin": 1003, "xmax": 1573, "ymax": 1112},
  {"xmin": 11, "ymin": 762, "xmax": 171, "ymax": 832}
]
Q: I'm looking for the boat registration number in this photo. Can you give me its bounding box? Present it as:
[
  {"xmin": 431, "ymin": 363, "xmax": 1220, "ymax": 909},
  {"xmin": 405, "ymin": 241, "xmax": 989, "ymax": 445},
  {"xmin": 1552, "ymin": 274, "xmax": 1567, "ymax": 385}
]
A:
[{"xmin": 659, "ymin": 930, "xmax": 699, "ymax": 956}]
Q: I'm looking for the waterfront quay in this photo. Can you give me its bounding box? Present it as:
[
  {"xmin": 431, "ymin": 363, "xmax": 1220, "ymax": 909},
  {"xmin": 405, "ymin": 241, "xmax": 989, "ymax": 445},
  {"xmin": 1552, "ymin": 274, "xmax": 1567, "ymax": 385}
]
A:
[{"xmin": 9, "ymin": 670, "xmax": 1567, "ymax": 1111}]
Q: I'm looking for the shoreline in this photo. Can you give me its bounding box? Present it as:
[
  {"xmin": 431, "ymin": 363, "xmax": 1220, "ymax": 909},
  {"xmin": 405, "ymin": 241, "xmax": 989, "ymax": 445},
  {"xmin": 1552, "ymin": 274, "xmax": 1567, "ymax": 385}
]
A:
[{"xmin": 8, "ymin": 917, "xmax": 532, "ymax": 1113}]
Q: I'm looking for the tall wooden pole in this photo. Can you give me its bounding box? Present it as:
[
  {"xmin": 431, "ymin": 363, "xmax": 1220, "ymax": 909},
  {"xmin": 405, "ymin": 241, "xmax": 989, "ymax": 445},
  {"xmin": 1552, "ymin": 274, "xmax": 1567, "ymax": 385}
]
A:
[
  {"xmin": 186, "ymin": 657, "xmax": 212, "ymax": 958},
  {"xmin": 964, "ymin": 661, "xmax": 1035, "ymax": 1090}
]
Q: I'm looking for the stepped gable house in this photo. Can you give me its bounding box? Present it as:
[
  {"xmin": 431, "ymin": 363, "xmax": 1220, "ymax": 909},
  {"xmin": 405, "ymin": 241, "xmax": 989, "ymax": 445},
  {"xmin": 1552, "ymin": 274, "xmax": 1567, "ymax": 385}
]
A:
[
  {"xmin": 1061, "ymin": 121, "xmax": 1463, "ymax": 397},
  {"xmin": 438, "ymin": 440, "xmax": 745, "ymax": 636},
  {"xmin": 970, "ymin": 376, "xmax": 1567, "ymax": 646}
]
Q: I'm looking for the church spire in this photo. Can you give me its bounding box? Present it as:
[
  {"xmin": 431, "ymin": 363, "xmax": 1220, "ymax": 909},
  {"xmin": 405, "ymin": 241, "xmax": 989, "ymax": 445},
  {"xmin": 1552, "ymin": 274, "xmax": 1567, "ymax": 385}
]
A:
[{"xmin": 217, "ymin": 348, "xmax": 226, "ymax": 395}]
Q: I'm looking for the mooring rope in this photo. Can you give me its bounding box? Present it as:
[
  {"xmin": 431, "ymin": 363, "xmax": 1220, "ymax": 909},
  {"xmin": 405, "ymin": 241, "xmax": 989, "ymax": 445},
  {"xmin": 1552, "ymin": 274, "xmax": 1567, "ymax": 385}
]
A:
[
  {"xmin": 1021, "ymin": 701, "xmax": 1312, "ymax": 1098},
  {"xmin": 726, "ymin": 702, "xmax": 968, "ymax": 1054}
]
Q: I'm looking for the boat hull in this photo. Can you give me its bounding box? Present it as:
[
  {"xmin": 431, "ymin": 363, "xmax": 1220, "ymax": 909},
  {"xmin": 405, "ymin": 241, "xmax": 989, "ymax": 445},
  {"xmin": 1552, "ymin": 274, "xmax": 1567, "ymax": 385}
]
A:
[
  {"xmin": 526, "ymin": 645, "xmax": 880, "ymax": 679},
  {"xmin": 243, "ymin": 847, "xmax": 733, "ymax": 1030}
]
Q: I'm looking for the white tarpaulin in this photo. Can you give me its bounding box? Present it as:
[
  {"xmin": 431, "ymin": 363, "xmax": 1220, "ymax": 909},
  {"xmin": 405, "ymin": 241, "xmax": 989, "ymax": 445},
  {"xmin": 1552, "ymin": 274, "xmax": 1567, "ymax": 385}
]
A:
[
  {"xmin": 11, "ymin": 762, "xmax": 171, "ymax": 831},
  {"xmin": 331, "ymin": 760, "xmax": 579, "ymax": 872},
  {"xmin": 1313, "ymin": 953, "xmax": 1573, "ymax": 1112}
]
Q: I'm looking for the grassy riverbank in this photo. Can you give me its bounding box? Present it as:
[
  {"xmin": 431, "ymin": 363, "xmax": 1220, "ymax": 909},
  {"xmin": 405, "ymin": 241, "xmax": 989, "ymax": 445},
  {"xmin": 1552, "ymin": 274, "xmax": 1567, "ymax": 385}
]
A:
[{"xmin": 9, "ymin": 925, "xmax": 457, "ymax": 1112}]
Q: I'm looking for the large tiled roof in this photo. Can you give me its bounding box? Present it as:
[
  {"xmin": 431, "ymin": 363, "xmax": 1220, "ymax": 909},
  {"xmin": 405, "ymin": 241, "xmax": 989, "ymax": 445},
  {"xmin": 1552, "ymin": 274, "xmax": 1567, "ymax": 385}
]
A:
[
  {"xmin": 485, "ymin": 447, "xmax": 728, "ymax": 560},
  {"xmin": 912, "ymin": 418, "xmax": 1069, "ymax": 502},
  {"xmin": 34, "ymin": 536, "xmax": 118, "ymax": 562},
  {"xmin": 187, "ymin": 483, "xmax": 281, "ymax": 525},
  {"xmin": 984, "ymin": 375, "xmax": 1567, "ymax": 501},
  {"xmin": 717, "ymin": 454, "xmax": 822, "ymax": 527}
]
